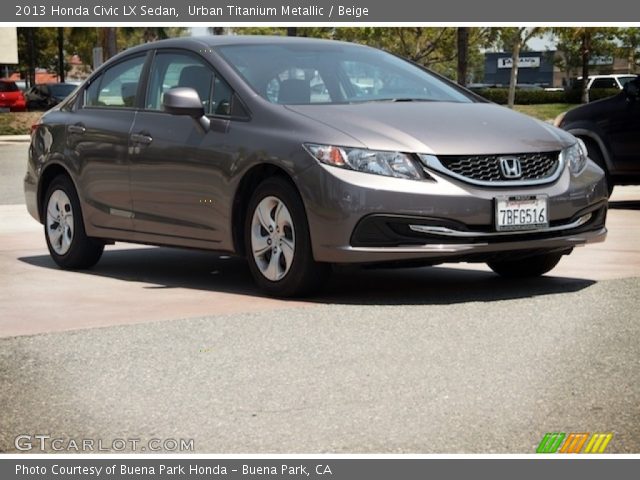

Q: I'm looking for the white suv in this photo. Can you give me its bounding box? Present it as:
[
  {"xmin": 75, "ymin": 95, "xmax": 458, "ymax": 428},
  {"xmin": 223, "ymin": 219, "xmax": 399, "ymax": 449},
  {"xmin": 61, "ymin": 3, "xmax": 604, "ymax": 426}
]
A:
[{"xmin": 580, "ymin": 74, "xmax": 638, "ymax": 91}]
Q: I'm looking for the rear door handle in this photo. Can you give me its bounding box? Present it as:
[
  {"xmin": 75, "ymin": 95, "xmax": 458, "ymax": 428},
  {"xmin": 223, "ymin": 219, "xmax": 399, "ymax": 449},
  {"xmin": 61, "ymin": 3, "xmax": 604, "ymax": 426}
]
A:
[
  {"xmin": 68, "ymin": 124, "xmax": 85, "ymax": 134},
  {"xmin": 130, "ymin": 133, "xmax": 153, "ymax": 145}
]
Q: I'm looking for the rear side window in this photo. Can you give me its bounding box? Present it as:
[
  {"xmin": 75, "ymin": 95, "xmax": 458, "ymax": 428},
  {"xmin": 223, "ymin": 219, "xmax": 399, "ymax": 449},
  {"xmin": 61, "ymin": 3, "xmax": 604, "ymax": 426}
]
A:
[
  {"xmin": 0, "ymin": 82, "xmax": 19, "ymax": 92},
  {"xmin": 85, "ymin": 55, "xmax": 146, "ymax": 108}
]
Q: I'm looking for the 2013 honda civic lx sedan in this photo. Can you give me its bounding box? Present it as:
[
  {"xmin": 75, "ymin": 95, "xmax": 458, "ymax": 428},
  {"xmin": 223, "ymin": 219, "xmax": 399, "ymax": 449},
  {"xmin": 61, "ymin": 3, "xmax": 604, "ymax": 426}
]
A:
[{"xmin": 24, "ymin": 36, "xmax": 608, "ymax": 296}]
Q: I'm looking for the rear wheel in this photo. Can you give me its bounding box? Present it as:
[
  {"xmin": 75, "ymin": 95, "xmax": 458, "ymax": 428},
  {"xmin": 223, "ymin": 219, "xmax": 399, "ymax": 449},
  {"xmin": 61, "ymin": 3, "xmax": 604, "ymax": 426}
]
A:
[
  {"xmin": 244, "ymin": 177, "xmax": 328, "ymax": 297},
  {"xmin": 487, "ymin": 252, "xmax": 564, "ymax": 278},
  {"xmin": 44, "ymin": 175, "xmax": 104, "ymax": 269}
]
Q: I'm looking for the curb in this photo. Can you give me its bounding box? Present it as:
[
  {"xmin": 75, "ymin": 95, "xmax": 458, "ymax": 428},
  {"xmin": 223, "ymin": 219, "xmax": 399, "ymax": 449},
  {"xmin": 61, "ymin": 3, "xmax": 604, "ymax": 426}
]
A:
[{"xmin": 0, "ymin": 135, "xmax": 30, "ymax": 143}]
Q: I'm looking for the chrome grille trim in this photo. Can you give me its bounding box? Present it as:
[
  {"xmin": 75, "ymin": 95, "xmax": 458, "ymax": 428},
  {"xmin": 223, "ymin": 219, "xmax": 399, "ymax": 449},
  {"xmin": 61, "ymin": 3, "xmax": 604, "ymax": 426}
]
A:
[
  {"xmin": 419, "ymin": 151, "xmax": 565, "ymax": 187},
  {"xmin": 409, "ymin": 213, "xmax": 592, "ymax": 238}
]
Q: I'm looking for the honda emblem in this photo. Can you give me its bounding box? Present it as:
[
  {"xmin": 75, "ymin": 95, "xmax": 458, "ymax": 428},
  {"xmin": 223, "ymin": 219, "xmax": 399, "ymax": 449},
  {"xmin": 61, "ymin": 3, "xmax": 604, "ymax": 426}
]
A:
[{"xmin": 499, "ymin": 156, "xmax": 522, "ymax": 179}]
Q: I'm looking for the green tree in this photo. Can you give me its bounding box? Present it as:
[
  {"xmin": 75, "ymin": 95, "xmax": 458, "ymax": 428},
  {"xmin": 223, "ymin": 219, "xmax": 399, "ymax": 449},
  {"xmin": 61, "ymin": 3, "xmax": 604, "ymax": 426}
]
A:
[
  {"xmin": 617, "ymin": 27, "xmax": 640, "ymax": 73},
  {"xmin": 491, "ymin": 28, "xmax": 546, "ymax": 108},
  {"xmin": 17, "ymin": 28, "xmax": 66, "ymax": 85},
  {"xmin": 215, "ymin": 27, "xmax": 491, "ymax": 82},
  {"xmin": 553, "ymin": 28, "xmax": 617, "ymax": 102}
]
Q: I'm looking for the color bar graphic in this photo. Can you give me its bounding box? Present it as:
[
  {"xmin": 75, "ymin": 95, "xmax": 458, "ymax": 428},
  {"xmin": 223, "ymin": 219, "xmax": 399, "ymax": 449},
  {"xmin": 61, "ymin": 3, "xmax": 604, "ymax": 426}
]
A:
[
  {"xmin": 584, "ymin": 433, "xmax": 613, "ymax": 454},
  {"xmin": 537, "ymin": 432, "xmax": 613, "ymax": 453},
  {"xmin": 537, "ymin": 433, "xmax": 566, "ymax": 453}
]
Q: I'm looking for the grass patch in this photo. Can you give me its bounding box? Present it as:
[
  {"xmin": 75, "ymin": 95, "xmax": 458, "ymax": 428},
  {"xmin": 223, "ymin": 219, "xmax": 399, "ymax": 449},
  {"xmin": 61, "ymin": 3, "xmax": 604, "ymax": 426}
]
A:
[
  {"xmin": 513, "ymin": 104, "xmax": 575, "ymax": 122},
  {"xmin": 0, "ymin": 112, "xmax": 43, "ymax": 135}
]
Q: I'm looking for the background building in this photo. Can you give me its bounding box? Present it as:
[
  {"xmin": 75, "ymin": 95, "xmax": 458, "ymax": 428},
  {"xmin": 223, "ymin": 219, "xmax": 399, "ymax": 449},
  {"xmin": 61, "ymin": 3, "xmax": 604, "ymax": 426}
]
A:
[{"xmin": 484, "ymin": 51, "xmax": 637, "ymax": 87}]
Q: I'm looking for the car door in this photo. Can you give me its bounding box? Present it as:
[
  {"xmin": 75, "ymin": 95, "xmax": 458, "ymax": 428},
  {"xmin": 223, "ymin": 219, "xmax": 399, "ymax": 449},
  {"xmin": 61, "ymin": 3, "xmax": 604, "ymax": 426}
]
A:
[
  {"xmin": 65, "ymin": 53, "xmax": 148, "ymax": 232},
  {"xmin": 129, "ymin": 49, "xmax": 237, "ymax": 244},
  {"xmin": 603, "ymin": 78, "xmax": 640, "ymax": 173}
]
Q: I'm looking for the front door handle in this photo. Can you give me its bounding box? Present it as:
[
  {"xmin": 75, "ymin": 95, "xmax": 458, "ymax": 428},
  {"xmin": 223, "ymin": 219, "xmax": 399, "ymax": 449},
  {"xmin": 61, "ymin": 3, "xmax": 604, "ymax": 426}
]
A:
[
  {"xmin": 68, "ymin": 124, "xmax": 86, "ymax": 134},
  {"xmin": 130, "ymin": 133, "xmax": 153, "ymax": 145}
]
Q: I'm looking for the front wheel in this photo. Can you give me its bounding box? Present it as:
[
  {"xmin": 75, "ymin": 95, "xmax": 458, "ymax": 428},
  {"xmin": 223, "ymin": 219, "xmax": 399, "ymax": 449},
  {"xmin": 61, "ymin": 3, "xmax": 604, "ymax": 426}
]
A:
[
  {"xmin": 244, "ymin": 177, "xmax": 328, "ymax": 297},
  {"xmin": 44, "ymin": 175, "xmax": 104, "ymax": 269},
  {"xmin": 583, "ymin": 140, "xmax": 614, "ymax": 197},
  {"xmin": 487, "ymin": 252, "xmax": 564, "ymax": 278}
]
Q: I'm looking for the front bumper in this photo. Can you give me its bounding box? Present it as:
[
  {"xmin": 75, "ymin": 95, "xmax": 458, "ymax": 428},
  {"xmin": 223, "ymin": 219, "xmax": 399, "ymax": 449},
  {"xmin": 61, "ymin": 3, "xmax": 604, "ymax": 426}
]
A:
[{"xmin": 297, "ymin": 159, "xmax": 608, "ymax": 264}]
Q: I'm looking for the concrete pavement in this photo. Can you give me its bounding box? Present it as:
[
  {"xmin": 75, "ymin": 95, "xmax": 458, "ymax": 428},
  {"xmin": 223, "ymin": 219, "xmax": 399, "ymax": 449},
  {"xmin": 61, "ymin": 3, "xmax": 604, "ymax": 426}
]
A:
[
  {"xmin": 1, "ymin": 276, "xmax": 638, "ymax": 453},
  {"xmin": 1, "ymin": 189, "xmax": 638, "ymax": 337}
]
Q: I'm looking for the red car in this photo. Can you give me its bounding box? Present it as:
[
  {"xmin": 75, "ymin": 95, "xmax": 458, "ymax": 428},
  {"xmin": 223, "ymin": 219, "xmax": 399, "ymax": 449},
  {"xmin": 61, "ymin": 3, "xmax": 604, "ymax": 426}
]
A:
[{"xmin": 0, "ymin": 79, "xmax": 27, "ymax": 112}]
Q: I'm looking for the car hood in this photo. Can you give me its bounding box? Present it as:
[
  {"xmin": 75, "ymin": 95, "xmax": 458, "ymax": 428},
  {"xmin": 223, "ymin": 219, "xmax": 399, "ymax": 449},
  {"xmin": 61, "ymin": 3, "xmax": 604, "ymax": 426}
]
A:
[{"xmin": 285, "ymin": 101, "xmax": 576, "ymax": 155}]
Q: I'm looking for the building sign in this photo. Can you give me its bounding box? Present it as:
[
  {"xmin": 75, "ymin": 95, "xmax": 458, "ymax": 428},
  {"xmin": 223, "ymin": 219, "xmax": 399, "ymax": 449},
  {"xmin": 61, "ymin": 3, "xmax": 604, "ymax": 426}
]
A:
[
  {"xmin": 589, "ymin": 56, "xmax": 614, "ymax": 66},
  {"xmin": 497, "ymin": 56, "xmax": 541, "ymax": 69}
]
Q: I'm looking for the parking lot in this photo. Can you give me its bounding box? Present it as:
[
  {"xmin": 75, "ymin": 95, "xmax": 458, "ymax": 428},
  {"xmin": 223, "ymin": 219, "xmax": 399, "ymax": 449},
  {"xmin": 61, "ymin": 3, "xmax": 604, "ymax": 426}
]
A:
[{"xmin": 1, "ymin": 142, "xmax": 639, "ymax": 453}]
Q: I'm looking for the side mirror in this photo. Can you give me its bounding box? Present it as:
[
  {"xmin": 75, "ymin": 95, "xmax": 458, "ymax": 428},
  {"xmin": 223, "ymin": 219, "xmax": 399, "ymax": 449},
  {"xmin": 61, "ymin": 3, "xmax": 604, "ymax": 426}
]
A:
[
  {"xmin": 623, "ymin": 81, "xmax": 639, "ymax": 100},
  {"xmin": 163, "ymin": 87, "xmax": 210, "ymax": 132}
]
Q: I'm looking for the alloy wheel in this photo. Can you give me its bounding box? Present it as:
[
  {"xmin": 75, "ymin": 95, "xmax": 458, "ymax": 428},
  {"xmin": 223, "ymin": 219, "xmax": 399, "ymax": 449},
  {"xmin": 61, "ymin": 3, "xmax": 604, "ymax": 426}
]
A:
[
  {"xmin": 250, "ymin": 195, "xmax": 296, "ymax": 281},
  {"xmin": 46, "ymin": 189, "xmax": 74, "ymax": 255}
]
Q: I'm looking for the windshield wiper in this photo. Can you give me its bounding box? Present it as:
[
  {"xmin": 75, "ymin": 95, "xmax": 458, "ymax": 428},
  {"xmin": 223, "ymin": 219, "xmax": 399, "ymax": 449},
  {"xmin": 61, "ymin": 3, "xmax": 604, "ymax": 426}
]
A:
[{"xmin": 353, "ymin": 97, "xmax": 436, "ymax": 103}]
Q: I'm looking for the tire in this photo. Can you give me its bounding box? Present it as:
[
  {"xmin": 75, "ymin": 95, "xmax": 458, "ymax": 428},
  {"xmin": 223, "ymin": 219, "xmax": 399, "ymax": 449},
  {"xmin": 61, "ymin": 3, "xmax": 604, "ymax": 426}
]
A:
[
  {"xmin": 244, "ymin": 176, "xmax": 328, "ymax": 297},
  {"xmin": 583, "ymin": 140, "xmax": 614, "ymax": 197},
  {"xmin": 43, "ymin": 175, "xmax": 104, "ymax": 269},
  {"xmin": 487, "ymin": 252, "xmax": 564, "ymax": 278}
]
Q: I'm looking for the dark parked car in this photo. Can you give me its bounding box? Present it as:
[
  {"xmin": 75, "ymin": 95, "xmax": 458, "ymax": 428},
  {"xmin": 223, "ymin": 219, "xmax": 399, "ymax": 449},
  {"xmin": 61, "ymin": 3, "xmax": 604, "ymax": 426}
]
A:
[
  {"xmin": 557, "ymin": 76, "xmax": 640, "ymax": 195},
  {"xmin": 0, "ymin": 79, "xmax": 26, "ymax": 112},
  {"xmin": 25, "ymin": 36, "xmax": 608, "ymax": 296},
  {"xmin": 25, "ymin": 82, "xmax": 78, "ymax": 111}
]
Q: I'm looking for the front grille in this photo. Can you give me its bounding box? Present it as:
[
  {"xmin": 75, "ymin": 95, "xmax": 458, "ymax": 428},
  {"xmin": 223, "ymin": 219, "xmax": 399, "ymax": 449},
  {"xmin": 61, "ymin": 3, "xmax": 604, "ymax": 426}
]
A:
[{"xmin": 437, "ymin": 152, "xmax": 560, "ymax": 183}]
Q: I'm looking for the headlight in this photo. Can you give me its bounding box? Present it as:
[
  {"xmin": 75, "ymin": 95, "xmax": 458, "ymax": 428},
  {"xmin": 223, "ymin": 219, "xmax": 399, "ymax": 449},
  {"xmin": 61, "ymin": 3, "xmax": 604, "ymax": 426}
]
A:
[
  {"xmin": 563, "ymin": 139, "xmax": 588, "ymax": 175},
  {"xmin": 304, "ymin": 144, "xmax": 424, "ymax": 180}
]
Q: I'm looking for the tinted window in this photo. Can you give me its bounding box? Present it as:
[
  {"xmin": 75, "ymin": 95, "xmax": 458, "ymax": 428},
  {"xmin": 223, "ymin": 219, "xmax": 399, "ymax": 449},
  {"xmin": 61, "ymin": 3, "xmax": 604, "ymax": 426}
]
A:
[
  {"xmin": 218, "ymin": 43, "xmax": 472, "ymax": 105},
  {"xmin": 211, "ymin": 75, "xmax": 233, "ymax": 116},
  {"xmin": 50, "ymin": 84, "xmax": 77, "ymax": 98},
  {"xmin": 618, "ymin": 76, "xmax": 637, "ymax": 87},
  {"xmin": 591, "ymin": 78, "xmax": 618, "ymax": 89},
  {"xmin": 85, "ymin": 55, "xmax": 146, "ymax": 108},
  {"xmin": 146, "ymin": 51, "xmax": 233, "ymax": 116},
  {"xmin": 146, "ymin": 52, "xmax": 214, "ymax": 112},
  {"xmin": 0, "ymin": 82, "xmax": 19, "ymax": 92}
]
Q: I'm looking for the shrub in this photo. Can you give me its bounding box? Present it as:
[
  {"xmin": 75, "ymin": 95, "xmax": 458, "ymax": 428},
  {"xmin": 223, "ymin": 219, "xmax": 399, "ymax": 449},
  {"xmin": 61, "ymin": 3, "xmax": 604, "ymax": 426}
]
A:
[{"xmin": 472, "ymin": 88, "xmax": 620, "ymax": 105}]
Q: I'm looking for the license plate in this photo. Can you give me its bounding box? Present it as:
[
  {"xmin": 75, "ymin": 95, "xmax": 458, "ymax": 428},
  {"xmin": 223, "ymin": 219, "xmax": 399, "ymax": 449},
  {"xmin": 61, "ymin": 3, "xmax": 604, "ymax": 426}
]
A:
[{"xmin": 495, "ymin": 195, "xmax": 548, "ymax": 231}]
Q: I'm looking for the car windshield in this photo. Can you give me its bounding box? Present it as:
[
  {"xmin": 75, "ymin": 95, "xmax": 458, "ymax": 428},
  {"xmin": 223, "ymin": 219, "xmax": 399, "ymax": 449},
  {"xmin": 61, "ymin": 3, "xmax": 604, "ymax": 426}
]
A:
[
  {"xmin": 618, "ymin": 76, "xmax": 638, "ymax": 87},
  {"xmin": 217, "ymin": 42, "xmax": 473, "ymax": 105},
  {"xmin": 0, "ymin": 82, "xmax": 19, "ymax": 92},
  {"xmin": 50, "ymin": 84, "xmax": 77, "ymax": 97}
]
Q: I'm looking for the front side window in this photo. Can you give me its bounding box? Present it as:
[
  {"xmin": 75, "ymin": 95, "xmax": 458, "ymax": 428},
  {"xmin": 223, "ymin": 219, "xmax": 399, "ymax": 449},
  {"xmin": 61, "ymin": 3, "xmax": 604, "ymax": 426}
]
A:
[
  {"xmin": 218, "ymin": 43, "xmax": 472, "ymax": 105},
  {"xmin": 50, "ymin": 84, "xmax": 77, "ymax": 99},
  {"xmin": 146, "ymin": 51, "xmax": 233, "ymax": 116},
  {"xmin": 617, "ymin": 76, "xmax": 637, "ymax": 87},
  {"xmin": 85, "ymin": 55, "xmax": 146, "ymax": 108}
]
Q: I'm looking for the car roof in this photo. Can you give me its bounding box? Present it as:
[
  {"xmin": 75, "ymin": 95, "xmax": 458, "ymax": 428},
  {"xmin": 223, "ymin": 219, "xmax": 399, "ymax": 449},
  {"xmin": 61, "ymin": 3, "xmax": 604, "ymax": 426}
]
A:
[
  {"xmin": 180, "ymin": 35, "xmax": 359, "ymax": 47},
  {"xmin": 96, "ymin": 35, "xmax": 374, "ymax": 77},
  {"xmin": 587, "ymin": 74, "xmax": 637, "ymax": 79},
  {"xmin": 115, "ymin": 35, "xmax": 368, "ymax": 58}
]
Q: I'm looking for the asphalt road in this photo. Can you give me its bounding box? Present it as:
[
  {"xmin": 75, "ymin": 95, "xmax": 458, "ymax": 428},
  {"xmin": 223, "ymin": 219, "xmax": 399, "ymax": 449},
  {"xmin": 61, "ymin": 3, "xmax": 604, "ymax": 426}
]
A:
[{"xmin": 1, "ymin": 143, "xmax": 639, "ymax": 453}]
